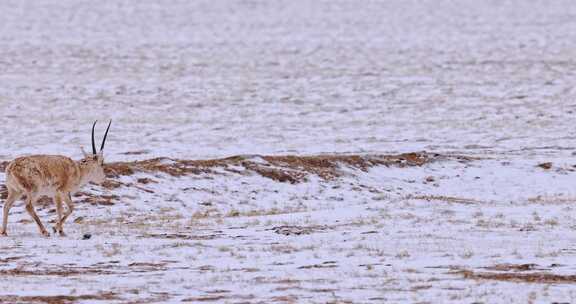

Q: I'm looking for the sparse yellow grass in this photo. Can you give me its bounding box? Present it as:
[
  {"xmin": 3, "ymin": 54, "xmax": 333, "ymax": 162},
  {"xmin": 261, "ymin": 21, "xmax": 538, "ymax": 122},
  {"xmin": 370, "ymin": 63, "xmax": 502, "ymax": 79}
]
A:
[
  {"xmin": 528, "ymin": 195, "xmax": 576, "ymax": 204},
  {"xmin": 405, "ymin": 194, "xmax": 483, "ymax": 205}
]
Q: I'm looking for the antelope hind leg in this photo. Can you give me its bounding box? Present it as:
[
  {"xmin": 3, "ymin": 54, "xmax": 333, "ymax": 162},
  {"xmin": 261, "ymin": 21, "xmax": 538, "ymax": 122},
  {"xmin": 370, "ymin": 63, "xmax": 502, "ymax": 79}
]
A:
[
  {"xmin": 24, "ymin": 194, "xmax": 49, "ymax": 237},
  {"xmin": 1, "ymin": 189, "xmax": 22, "ymax": 236}
]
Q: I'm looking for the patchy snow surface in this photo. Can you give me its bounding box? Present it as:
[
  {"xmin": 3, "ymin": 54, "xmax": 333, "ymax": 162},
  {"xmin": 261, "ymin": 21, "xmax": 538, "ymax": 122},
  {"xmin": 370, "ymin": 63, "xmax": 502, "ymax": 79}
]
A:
[
  {"xmin": 1, "ymin": 0, "xmax": 576, "ymax": 303},
  {"xmin": 1, "ymin": 154, "xmax": 576, "ymax": 303}
]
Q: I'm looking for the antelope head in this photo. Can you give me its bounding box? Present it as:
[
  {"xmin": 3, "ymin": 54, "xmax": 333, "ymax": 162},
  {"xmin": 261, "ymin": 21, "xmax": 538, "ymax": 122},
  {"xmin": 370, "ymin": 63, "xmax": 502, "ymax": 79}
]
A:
[{"xmin": 80, "ymin": 120, "xmax": 112, "ymax": 185}]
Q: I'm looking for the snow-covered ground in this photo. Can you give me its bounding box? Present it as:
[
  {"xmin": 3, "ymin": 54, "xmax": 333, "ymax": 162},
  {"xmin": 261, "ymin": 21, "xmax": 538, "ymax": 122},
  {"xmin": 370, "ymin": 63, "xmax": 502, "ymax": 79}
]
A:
[
  {"xmin": 2, "ymin": 154, "xmax": 576, "ymax": 303},
  {"xmin": 1, "ymin": 0, "xmax": 576, "ymax": 303}
]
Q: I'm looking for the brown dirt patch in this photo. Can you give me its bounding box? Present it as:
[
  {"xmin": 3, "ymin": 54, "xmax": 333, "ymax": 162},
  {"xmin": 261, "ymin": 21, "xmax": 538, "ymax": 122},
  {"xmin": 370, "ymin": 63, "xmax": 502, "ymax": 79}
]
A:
[
  {"xmin": 537, "ymin": 162, "xmax": 553, "ymax": 169},
  {"xmin": 484, "ymin": 263, "xmax": 541, "ymax": 272},
  {"xmin": 298, "ymin": 262, "xmax": 338, "ymax": 270},
  {"xmin": 0, "ymin": 292, "xmax": 119, "ymax": 304},
  {"xmin": 0, "ymin": 266, "xmax": 115, "ymax": 276},
  {"xmin": 182, "ymin": 295, "xmax": 255, "ymax": 302},
  {"xmin": 0, "ymin": 256, "xmax": 30, "ymax": 263},
  {"xmin": 137, "ymin": 177, "xmax": 157, "ymax": 184},
  {"xmin": 120, "ymin": 150, "xmax": 150, "ymax": 155},
  {"xmin": 76, "ymin": 193, "xmax": 119, "ymax": 206},
  {"xmin": 105, "ymin": 156, "xmax": 233, "ymax": 178},
  {"xmin": 259, "ymin": 152, "xmax": 439, "ymax": 182},
  {"xmin": 128, "ymin": 262, "xmax": 168, "ymax": 272},
  {"xmin": 101, "ymin": 180, "xmax": 126, "ymax": 190},
  {"xmin": 182, "ymin": 296, "xmax": 228, "ymax": 302},
  {"xmin": 460, "ymin": 270, "xmax": 576, "ymax": 283},
  {"xmin": 104, "ymin": 152, "xmax": 459, "ymax": 184},
  {"xmin": 405, "ymin": 195, "xmax": 483, "ymax": 205},
  {"xmin": 141, "ymin": 233, "xmax": 222, "ymax": 240},
  {"xmin": 270, "ymin": 225, "xmax": 330, "ymax": 236}
]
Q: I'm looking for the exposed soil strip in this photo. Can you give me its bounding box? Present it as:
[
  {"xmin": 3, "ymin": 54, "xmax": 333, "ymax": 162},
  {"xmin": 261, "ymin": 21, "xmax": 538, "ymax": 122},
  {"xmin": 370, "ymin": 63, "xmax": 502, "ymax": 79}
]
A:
[
  {"xmin": 0, "ymin": 267, "xmax": 115, "ymax": 276},
  {"xmin": 182, "ymin": 294, "xmax": 255, "ymax": 302},
  {"xmin": 105, "ymin": 152, "xmax": 465, "ymax": 183},
  {"xmin": 0, "ymin": 261, "xmax": 173, "ymax": 277},
  {"xmin": 141, "ymin": 233, "xmax": 222, "ymax": 240},
  {"xmin": 0, "ymin": 152, "xmax": 470, "ymax": 206},
  {"xmin": 483, "ymin": 263, "xmax": 542, "ymax": 272},
  {"xmin": 460, "ymin": 270, "xmax": 576, "ymax": 284},
  {"xmin": 0, "ymin": 292, "xmax": 119, "ymax": 304},
  {"xmin": 269, "ymin": 225, "xmax": 331, "ymax": 236},
  {"xmin": 405, "ymin": 195, "xmax": 484, "ymax": 205}
]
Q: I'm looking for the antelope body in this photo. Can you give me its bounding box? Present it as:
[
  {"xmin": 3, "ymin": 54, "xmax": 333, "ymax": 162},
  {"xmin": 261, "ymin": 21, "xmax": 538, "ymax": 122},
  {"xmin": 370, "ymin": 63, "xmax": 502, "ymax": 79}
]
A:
[{"xmin": 1, "ymin": 121, "xmax": 111, "ymax": 236}]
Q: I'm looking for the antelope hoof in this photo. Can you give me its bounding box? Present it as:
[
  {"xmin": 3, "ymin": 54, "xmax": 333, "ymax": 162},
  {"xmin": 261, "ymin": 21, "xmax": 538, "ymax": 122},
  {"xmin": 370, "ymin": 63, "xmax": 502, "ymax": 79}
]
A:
[
  {"xmin": 52, "ymin": 226, "xmax": 65, "ymax": 236},
  {"xmin": 41, "ymin": 230, "xmax": 50, "ymax": 237},
  {"xmin": 0, "ymin": 230, "xmax": 7, "ymax": 236}
]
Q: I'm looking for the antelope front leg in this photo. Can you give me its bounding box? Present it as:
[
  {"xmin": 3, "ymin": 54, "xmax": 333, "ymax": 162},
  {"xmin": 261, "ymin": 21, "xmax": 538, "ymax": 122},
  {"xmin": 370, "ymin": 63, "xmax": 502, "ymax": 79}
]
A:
[
  {"xmin": 57, "ymin": 192, "xmax": 75, "ymax": 236},
  {"xmin": 53, "ymin": 194, "xmax": 65, "ymax": 236}
]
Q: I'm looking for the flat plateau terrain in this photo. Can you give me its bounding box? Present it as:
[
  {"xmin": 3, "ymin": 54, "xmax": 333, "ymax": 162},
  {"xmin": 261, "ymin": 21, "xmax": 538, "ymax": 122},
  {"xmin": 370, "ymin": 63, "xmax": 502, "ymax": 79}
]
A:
[
  {"xmin": 1, "ymin": 0, "xmax": 576, "ymax": 303},
  {"xmin": 3, "ymin": 153, "xmax": 576, "ymax": 303}
]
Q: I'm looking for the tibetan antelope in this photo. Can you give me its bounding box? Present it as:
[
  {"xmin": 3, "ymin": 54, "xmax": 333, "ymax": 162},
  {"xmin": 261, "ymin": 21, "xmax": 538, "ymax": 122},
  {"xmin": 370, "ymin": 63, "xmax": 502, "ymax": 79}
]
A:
[{"xmin": 1, "ymin": 121, "xmax": 112, "ymax": 237}]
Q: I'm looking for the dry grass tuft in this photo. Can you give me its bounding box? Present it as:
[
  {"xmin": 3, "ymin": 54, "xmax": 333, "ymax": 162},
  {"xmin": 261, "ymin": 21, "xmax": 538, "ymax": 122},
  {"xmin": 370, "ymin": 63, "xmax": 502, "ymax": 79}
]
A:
[
  {"xmin": 405, "ymin": 194, "xmax": 482, "ymax": 205},
  {"xmin": 105, "ymin": 156, "xmax": 240, "ymax": 178},
  {"xmin": 182, "ymin": 294, "xmax": 255, "ymax": 302},
  {"xmin": 0, "ymin": 152, "xmax": 465, "ymax": 209},
  {"xmin": 0, "ymin": 292, "xmax": 119, "ymax": 304},
  {"xmin": 141, "ymin": 233, "xmax": 221, "ymax": 240},
  {"xmin": 182, "ymin": 296, "xmax": 228, "ymax": 302},
  {"xmin": 104, "ymin": 152, "xmax": 456, "ymax": 184},
  {"xmin": 0, "ymin": 267, "xmax": 115, "ymax": 276},
  {"xmin": 298, "ymin": 262, "xmax": 338, "ymax": 269},
  {"xmin": 537, "ymin": 162, "xmax": 553, "ymax": 170},
  {"xmin": 460, "ymin": 269, "xmax": 576, "ymax": 283},
  {"xmin": 74, "ymin": 192, "xmax": 119, "ymax": 206},
  {"xmin": 270, "ymin": 225, "xmax": 330, "ymax": 236},
  {"xmin": 484, "ymin": 264, "xmax": 540, "ymax": 272}
]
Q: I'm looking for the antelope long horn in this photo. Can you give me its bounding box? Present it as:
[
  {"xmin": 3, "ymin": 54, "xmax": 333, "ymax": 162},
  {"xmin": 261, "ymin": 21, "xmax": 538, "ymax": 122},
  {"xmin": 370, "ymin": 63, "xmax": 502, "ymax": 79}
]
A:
[
  {"xmin": 91, "ymin": 121, "xmax": 97, "ymax": 155},
  {"xmin": 100, "ymin": 120, "xmax": 112, "ymax": 152}
]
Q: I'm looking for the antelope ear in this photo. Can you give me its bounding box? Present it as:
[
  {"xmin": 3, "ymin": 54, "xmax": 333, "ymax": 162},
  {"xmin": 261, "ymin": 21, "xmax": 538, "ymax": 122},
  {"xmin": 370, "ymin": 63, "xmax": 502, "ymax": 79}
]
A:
[
  {"xmin": 80, "ymin": 146, "xmax": 89, "ymax": 158},
  {"xmin": 96, "ymin": 151, "xmax": 104, "ymax": 163},
  {"xmin": 99, "ymin": 157, "xmax": 105, "ymax": 166}
]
